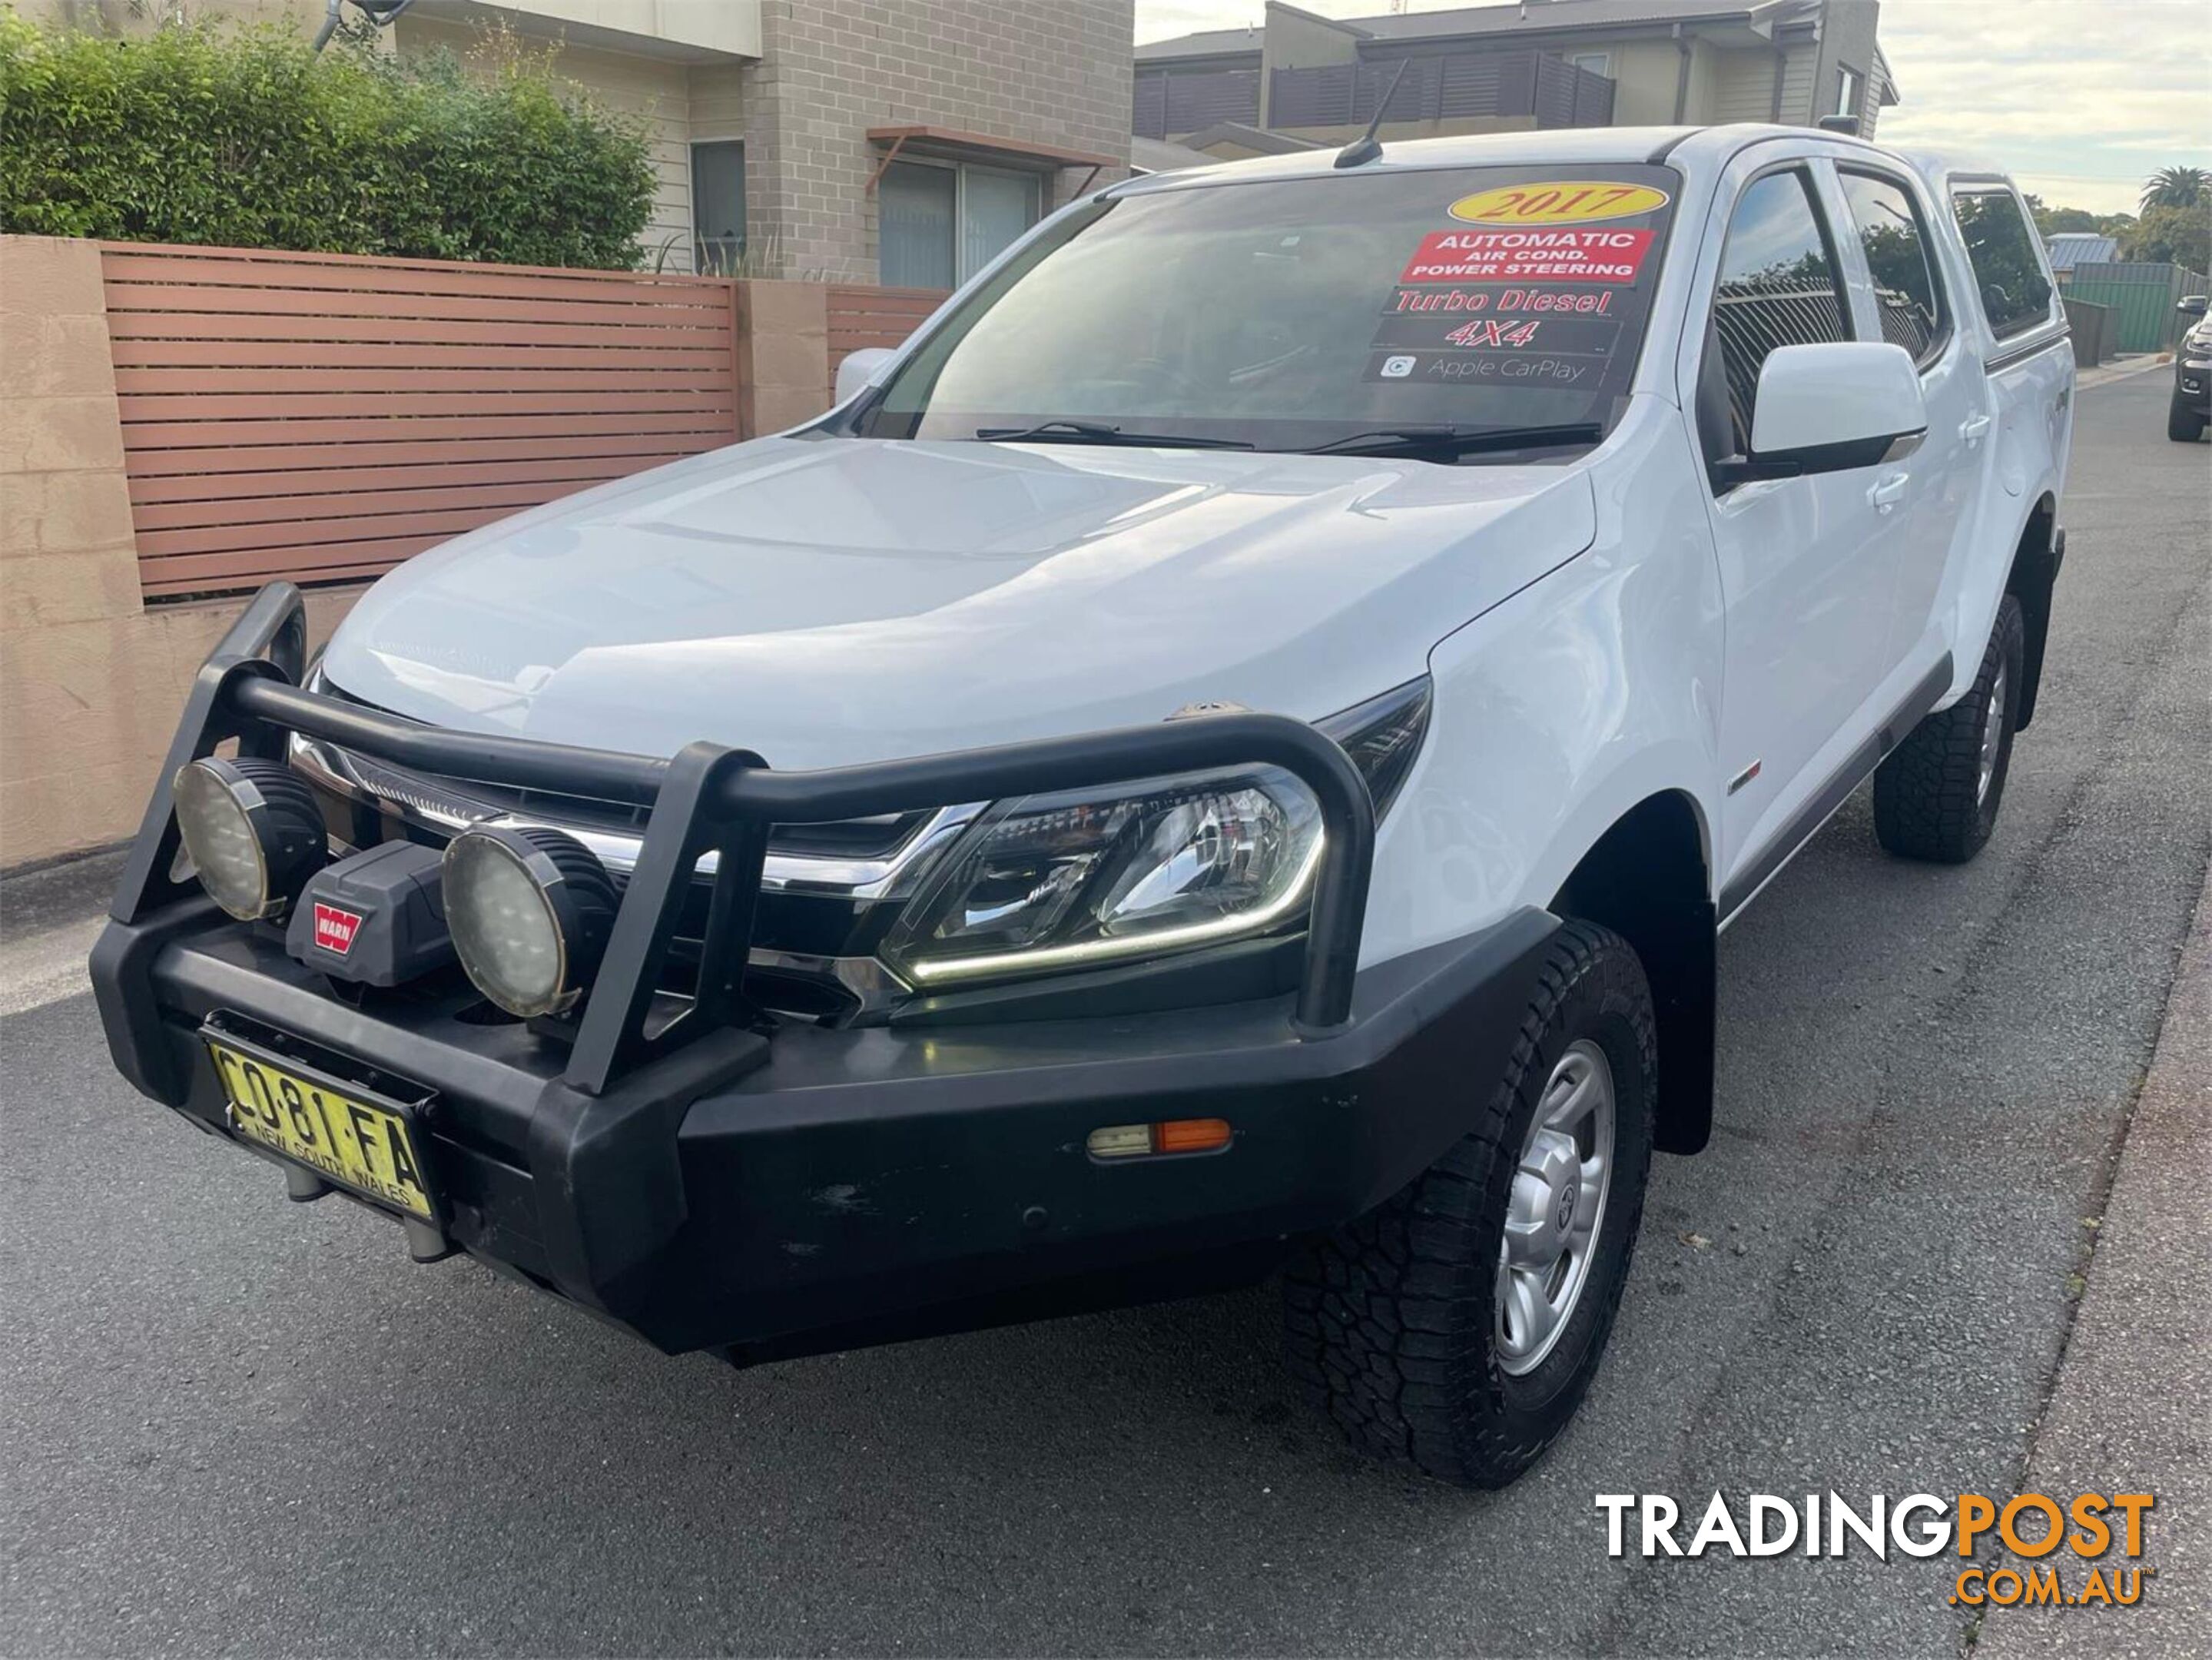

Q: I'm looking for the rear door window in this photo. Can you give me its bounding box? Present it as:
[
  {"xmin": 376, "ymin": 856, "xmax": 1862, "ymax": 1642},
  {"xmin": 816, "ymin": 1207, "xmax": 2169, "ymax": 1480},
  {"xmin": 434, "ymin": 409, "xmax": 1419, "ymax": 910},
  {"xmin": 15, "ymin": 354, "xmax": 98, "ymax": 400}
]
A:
[
  {"xmin": 1839, "ymin": 170, "xmax": 1948, "ymax": 364},
  {"xmin": 1706, "ymin": 169, "xmax": 1852, "ymax": 450},
  {"xmin": 1950, "ymin": 188, "xmax": 2055, "ymax": 340}
]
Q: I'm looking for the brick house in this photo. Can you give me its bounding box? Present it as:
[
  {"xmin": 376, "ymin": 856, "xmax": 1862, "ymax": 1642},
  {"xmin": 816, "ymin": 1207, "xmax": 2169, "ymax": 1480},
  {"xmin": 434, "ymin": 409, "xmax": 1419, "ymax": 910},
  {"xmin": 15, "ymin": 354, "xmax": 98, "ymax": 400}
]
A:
[
  {"xmin": 1135, "ymin": 0, "xmax": 1896, "ymax": 160},
  {"xmin": 38, "ymin": 0, "xmax": 1134, "ymax": 281}
]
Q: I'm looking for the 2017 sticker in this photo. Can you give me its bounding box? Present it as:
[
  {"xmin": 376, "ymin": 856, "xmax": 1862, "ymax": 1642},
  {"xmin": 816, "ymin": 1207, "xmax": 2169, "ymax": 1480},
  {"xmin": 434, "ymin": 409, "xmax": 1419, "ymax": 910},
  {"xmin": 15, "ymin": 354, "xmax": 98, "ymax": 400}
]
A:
[
  {"xmin": 1447, "ymin": 182, "xmax": 1670, "ymax": 225},
  {"xmin": 1400, "ymin": 229, "xmax": 1654, "ymax": 285}
]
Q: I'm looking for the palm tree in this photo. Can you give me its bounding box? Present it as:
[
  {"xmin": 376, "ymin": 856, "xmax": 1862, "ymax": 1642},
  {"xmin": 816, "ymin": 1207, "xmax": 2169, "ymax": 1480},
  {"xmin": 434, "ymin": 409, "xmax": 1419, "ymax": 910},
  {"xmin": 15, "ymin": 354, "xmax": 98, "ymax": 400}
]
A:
[{"xmin": 2140, "ymin": 166, "xmax": 2210, "ymax": 212}]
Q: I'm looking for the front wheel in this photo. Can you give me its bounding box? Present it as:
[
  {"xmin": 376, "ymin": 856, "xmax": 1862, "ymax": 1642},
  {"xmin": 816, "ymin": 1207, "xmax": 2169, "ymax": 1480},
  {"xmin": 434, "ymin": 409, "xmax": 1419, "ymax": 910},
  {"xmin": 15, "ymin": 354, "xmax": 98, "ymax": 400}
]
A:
[
  {"xmin": 1282, "ymin": 921, "xmax": 1657, "ymax": 1489},
  {"xmin": 1872, "ymin": 593, "xmax": 2025, "ymax": 864},
  {"xmin": 2171, "ymin": 395, "xmax": 2207, "ymax": 443}
]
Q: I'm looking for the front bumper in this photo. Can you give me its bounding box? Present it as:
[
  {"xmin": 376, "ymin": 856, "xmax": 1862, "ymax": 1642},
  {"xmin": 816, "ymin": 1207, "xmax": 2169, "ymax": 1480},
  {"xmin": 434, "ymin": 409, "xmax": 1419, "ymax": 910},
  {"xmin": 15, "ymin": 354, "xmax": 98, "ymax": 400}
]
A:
[
  {"xmin": 2177, "ymin": 360, "xmax": 2210, "ymax": 414},
  {"xmin": 95, "ymin": 898, "xmax": 1557, "ymax": 1358},
  {"xmin": 92, "ymin": 581, "xmax": 1557, "ymax": 1360}
]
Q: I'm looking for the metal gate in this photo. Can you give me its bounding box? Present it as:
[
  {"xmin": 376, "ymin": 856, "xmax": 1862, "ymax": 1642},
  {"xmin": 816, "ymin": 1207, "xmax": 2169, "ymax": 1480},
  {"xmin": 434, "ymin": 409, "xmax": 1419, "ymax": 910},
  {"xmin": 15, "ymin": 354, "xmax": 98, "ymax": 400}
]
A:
[{"xmin": 2064, "ymin": 261, "xmax": 2210, "ymax": 353}]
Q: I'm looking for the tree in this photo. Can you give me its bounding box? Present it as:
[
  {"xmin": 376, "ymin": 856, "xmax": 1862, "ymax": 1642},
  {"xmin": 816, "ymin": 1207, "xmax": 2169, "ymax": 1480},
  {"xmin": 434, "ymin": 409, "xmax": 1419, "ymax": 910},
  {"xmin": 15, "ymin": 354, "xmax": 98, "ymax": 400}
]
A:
[
  {"xmin": 2037, "ymin": 205, "xmax": 2104, "ymax": 236},
  {"xmin": 2119, "ymin": 202, "xmax": 2211, "ymax": 271},
  {"xmin": 2140, "ymin": 166, "xmax": 2210, "ymax": 213},
  {"xmin": 2023, "ymin": 197, "xmax": 2134, "ymax": 240}
]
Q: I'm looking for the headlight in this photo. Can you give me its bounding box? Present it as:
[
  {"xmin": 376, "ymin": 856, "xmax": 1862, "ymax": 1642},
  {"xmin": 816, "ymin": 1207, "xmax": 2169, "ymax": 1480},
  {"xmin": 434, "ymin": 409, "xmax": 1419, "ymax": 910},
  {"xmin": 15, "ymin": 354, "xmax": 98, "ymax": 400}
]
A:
[
  {"xmin": 881, "ymin": 676, "xmax": 1431, "ymax": 989},
  {"xmin": 172, "ymin": 757, "xmax": 327, "ymax": 921},
  {"xmin": 442, "ymin": 825, "xmax": 618, "ymax": 1019},
  {"xmin": 881, "ymin": 767, "xmax": 1325, "ymax": 987}
]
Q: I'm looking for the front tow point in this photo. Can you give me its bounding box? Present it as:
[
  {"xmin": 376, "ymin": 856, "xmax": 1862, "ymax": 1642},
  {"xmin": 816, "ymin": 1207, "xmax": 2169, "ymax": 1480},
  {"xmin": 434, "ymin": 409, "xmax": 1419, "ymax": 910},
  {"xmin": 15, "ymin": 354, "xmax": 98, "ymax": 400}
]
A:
[
  {"xmin": 283, "ymin": 1164, "xmax": 330, "ymax": 1204},
  {"xmin": 403, "ymin": 1217, "xmax": 456, "ymax": 1264}
]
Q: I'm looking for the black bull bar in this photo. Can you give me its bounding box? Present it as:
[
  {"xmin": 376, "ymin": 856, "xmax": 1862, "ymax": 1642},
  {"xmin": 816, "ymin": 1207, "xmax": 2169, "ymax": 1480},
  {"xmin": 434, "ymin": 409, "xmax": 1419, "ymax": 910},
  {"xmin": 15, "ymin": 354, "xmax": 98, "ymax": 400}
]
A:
[{"xmin": 108, "ymin": 582, "xmax": 1379, "ymax": 1097}]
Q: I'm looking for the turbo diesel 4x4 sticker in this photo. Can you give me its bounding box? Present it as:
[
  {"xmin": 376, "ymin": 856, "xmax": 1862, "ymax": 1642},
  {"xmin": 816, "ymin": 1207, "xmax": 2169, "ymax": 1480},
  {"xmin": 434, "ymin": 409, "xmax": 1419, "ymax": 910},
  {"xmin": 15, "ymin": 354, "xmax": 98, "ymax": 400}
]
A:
[
  {"xmin": 1401, "ymin": 229, "xmax": 1654, "ymax": 285},
  {"xmin": 1447, "ymin": 181, "xmax": 1671, "ymax": 225},
  {"xmin": 1388, "ymin": 287, "xmax": 1620, "ymax": 315}
]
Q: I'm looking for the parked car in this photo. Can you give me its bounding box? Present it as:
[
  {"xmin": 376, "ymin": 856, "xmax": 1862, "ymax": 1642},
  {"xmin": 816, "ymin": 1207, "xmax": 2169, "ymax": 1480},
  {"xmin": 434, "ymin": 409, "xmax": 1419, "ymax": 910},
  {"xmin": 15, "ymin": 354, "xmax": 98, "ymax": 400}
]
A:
[
  {"xmin": 94, "ymin": 124, "xmax": 2072, "ymax": 1489},
  {"xmin": 2172, "ymin": 295, "xmax": 2210, "ymax": 441}
]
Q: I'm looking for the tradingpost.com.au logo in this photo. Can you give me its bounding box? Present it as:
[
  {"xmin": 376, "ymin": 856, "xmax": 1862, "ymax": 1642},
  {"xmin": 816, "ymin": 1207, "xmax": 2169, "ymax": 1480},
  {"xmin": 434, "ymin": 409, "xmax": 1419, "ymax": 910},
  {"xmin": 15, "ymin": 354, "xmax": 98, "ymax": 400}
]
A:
[{"xmin": 1597, "ymin": 1492, "xmax": 2157, "ymax": 1611}]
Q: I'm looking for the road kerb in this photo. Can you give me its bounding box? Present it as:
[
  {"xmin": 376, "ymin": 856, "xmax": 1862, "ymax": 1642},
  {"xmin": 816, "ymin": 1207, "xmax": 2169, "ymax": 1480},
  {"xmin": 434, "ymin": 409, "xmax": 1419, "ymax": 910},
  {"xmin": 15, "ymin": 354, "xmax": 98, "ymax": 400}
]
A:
[{"xmin": 1974, "ymin": 867, "xmax": 2212, "ymax": 1656}]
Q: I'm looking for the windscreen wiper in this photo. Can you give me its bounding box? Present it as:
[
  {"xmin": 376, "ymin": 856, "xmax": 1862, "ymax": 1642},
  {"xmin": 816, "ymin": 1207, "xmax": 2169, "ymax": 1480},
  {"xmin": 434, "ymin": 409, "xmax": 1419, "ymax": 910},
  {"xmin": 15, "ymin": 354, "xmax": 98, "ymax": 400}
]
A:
[
  {"xmin": 1297, "ymin": 421, "xmax": 1607, "ymax": 460},
  {"xmin": 973, "ymin": 420, "xmax": 1254, "ymax": 450}
]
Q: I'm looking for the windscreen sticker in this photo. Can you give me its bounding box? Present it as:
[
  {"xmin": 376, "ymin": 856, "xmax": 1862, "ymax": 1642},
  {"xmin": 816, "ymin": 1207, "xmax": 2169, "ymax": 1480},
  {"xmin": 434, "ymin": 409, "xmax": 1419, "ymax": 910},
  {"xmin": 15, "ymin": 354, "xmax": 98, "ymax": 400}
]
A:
[
  {"xmin": 1388, "ymin": 287, "xmax": 1620, "ymax": 315},
  {"xmin": 1446, "ymin": 182, "xmax": 1671, "ymax": 226},
  {"xmin": 1371, "ymin": 314, "xmax": 1623, "ymax": 358},
  {"xmin": 1365, "ymin": 350, "xmax": 1604, "ymax": 387},
  {"xmin": 1348, "ymin": 161, "xmax": 1676, "ymax": 403},
  {"xmin": 1400, "ymin": 228, "xmax": 1654, "ymax": 285}
]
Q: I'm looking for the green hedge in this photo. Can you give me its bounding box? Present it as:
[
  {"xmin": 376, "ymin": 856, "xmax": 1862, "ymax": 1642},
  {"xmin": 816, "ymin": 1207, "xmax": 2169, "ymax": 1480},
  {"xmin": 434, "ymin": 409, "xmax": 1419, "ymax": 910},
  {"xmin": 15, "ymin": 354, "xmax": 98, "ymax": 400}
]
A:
[{"xmin": 0, "ymin": 15, "xmax": 655, "ymax": 270}]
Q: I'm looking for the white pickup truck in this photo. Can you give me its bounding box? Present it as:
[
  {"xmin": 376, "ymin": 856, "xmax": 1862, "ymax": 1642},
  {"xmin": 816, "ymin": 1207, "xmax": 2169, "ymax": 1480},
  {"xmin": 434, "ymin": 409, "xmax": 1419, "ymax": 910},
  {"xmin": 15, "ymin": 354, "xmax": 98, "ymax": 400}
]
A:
[{"xmin": 95, "ymin": 124, "xmax": 2071, "ymax": 1489}]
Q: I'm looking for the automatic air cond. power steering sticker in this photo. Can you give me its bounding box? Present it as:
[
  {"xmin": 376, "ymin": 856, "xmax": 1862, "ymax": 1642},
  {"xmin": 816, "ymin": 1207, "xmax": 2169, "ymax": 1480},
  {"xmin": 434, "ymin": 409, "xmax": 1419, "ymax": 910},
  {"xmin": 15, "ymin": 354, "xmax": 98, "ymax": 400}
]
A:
[
  {"xmin": 1364, "ymin": 174, "xmax": 1674, "ymax": 390},
  {"xmin": 1399, "ymin": 228, "xmax": 1654, "ymax": 284}
]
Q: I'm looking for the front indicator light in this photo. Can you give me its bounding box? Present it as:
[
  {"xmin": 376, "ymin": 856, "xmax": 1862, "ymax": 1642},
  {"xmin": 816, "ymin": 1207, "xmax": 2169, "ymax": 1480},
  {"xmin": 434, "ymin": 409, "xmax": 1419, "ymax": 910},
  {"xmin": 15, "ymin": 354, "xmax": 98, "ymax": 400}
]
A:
[
  {"xmin": 172, "ymin": 757, "xmax": 327, "ymax": 921},
  {"xmin": 1087, "ymin": 1118, "xmax": 1233, "ymax": 1159},
  {"xmin": 442, "ymin": 825, "xmax": 617, "ymax": 1019}
]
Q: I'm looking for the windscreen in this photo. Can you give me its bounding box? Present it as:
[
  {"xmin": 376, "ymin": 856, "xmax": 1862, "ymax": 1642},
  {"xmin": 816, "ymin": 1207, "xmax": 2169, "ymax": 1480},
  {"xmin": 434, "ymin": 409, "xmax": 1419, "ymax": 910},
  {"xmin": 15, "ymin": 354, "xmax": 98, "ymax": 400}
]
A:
[{"xmin": 856, "ymin": 163, "xmax": 1681, "ymax": 454}]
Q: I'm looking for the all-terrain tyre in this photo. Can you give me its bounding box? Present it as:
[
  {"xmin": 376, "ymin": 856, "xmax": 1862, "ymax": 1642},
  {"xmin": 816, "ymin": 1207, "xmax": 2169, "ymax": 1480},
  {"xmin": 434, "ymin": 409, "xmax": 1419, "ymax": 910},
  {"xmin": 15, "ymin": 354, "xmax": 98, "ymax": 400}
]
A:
[
  {"xmin": 2171, "ymin": 396, "xmax": 2207, "ymax": 443},
  {"xmin": 1872, "ymin": 593, "xmax": 2025, "ymax": 864},
  {"xmin": 1282, "ymin": 921, "xmax": 1657, "ymax": 1489}
]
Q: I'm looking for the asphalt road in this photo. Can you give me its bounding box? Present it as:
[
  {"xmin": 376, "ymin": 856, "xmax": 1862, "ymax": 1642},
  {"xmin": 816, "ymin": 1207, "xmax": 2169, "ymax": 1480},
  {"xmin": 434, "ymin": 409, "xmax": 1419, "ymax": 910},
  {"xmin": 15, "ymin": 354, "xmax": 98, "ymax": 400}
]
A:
[{"xmin": 5, "ymin": 367, "xmax": 2207, "ymax": 1658}]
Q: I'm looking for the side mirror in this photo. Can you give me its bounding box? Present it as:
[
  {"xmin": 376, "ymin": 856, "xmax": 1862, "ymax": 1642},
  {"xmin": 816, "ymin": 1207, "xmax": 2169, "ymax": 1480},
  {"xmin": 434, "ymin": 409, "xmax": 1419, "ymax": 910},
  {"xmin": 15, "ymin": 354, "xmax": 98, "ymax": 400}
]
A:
[
  {"xmin": 2180, "ymin": 295, "xmax": 2209, "ymax": 317},
  {"xmin": 1717, "ymin": 341, "xmax": 1928, "ymax": 486},
  {"xmin": 834, "ymin": 347, "xmax": 896, "ymax": 407}
]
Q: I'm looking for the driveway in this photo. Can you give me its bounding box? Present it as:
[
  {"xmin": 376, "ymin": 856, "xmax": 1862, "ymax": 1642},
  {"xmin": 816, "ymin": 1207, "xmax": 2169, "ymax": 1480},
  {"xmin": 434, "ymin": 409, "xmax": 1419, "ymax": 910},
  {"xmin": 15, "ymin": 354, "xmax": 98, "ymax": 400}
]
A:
[{"xmin": 4, "ymin": 367, "xmax": 2207, "ymax": 1658}]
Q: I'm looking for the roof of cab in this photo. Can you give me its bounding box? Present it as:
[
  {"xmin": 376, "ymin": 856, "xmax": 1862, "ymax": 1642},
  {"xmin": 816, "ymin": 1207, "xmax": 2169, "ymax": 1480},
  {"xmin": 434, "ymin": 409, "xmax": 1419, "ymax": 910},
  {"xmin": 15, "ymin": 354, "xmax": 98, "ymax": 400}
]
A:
[{"xmin": 1106, "ymin": 123, "xmax": 1943, "ymax": 197}]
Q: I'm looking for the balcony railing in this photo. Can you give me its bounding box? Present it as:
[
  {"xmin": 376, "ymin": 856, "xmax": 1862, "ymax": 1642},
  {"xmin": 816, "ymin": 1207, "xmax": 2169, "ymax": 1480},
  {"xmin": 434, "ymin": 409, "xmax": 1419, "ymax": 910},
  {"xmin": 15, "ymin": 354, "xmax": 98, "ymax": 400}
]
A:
[
  {"xmin": 1268, "ymin": 51, "xmax": 1616, "ymax": 131},
  {"xmin": 1133, "ymin": 68, "xmax": 1262, "ymax": 139}
]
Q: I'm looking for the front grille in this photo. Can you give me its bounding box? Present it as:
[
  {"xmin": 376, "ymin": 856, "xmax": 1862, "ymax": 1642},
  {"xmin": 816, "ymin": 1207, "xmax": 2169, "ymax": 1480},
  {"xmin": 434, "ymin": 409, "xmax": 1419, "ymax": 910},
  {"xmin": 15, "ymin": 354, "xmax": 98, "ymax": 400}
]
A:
[{"xmin": 320, "ymin": 682, "xmax": 927, "ymax": 862}]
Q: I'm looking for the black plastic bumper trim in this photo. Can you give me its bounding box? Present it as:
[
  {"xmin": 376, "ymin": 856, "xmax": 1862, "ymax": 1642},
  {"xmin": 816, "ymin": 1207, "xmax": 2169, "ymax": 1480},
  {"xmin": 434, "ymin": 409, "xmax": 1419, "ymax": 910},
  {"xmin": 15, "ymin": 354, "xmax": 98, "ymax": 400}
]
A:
[{"xmin": 93, "ymin": 901, "xmax": 1560, "ymax": 1356}]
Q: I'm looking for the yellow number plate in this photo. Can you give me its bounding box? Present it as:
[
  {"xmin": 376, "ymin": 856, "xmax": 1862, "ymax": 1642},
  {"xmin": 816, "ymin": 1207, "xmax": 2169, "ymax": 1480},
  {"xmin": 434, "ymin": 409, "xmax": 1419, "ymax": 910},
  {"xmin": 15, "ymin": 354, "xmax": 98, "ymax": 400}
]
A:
[{"xmin": 207, "ymin": 1038, "xmax": 436, "ymax": 1221}]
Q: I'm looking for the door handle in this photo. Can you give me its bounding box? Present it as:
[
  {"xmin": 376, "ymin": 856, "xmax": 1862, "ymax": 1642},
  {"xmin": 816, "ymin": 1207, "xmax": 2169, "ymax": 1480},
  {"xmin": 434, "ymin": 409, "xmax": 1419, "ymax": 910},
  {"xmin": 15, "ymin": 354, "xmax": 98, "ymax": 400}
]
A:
[
  {"xmin": 1868, "ymin": 473, "xmax": 1910, "ymax": 513},
  {"xmin": 1959, "ymin": 413, "xmax": 1992, "ymax": 445}
]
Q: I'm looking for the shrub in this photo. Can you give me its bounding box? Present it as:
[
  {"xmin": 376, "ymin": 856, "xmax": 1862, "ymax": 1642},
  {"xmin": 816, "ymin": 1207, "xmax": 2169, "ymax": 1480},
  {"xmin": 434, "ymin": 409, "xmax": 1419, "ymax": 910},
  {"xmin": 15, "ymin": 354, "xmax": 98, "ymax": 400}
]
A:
[{"xmin": 0, "ymin": 13, "xmax": 655, "ymax": 269}]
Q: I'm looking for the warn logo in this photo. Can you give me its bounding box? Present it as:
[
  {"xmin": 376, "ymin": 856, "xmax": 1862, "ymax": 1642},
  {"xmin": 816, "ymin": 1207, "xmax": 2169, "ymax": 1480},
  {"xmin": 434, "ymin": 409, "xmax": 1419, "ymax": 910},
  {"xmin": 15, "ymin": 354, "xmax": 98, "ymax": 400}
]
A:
[{"xmin": 311, "ymin": 902, "xmax": 363, "ymax": 956}]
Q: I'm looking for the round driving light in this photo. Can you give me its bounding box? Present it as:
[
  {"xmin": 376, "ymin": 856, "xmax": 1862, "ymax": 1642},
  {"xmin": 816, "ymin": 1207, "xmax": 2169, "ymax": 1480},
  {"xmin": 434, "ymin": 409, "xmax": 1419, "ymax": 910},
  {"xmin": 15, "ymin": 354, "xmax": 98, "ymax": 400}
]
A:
[
  {"xmin": 442, "ymin": 826, "xmax": 617, "ymax": 1019},
  {"xmin": 171, "ymin": 757, "xmax": 327, "ymax": 921}
]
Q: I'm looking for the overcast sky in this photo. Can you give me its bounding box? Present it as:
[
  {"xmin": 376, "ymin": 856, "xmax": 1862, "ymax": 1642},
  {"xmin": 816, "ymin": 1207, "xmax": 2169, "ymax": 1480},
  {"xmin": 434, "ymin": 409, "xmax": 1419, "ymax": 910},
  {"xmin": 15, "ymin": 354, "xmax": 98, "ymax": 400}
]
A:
[{"xmin": 1132, "ymin": 0, "xmax": 2212, "ymax": 216}]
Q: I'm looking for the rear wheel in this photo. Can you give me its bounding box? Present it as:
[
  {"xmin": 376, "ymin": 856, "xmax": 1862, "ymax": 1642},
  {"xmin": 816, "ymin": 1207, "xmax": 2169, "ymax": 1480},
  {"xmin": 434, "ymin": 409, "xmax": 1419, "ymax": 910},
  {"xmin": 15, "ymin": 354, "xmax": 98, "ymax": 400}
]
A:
[
  {"xmin": 2171, "ymin": 395, "xmax": 2207, "ymax": 443},
  {"xmin": 1282, "ymin": 921, "xmax": 1656, "ymax": 1489},
  {"xmin": 1872, "ymin": 593, "xmax": 2024, "ymax": 864}
]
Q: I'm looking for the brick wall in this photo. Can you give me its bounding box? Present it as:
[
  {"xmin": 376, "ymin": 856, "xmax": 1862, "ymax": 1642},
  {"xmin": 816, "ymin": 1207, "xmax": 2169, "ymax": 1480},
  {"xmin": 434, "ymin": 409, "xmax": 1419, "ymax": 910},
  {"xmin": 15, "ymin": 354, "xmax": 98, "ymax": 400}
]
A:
[{"xmin": 741, "ymin": 0, "xmax": 1132, "ymax": 282}]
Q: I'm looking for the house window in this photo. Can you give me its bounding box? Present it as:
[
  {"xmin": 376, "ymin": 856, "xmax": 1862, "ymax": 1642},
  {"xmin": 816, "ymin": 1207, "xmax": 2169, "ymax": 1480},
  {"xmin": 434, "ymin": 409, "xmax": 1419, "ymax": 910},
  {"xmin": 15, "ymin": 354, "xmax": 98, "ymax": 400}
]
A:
[
  {"xmin": 1567, "ymin": 51, "xmax": 1611, "ymax": 78},
  {"xmin": 1835, "ymin": 65, "xmax": 1862, "ymax": 117},
  {"xmin": 691, "ymin": 141, "xmax": 745, "ymax": 274},
  {"xmin": 880, "ymin": 158, "xmax": 1042, "ymax": 290}
]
